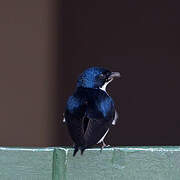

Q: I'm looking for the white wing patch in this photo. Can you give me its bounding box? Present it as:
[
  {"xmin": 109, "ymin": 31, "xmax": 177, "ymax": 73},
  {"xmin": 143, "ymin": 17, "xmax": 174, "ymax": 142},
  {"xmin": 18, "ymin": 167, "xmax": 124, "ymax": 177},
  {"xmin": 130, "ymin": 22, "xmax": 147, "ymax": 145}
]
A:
[
  {"xmin": 112, "ymin": 110, "xmax": 118, "ymax": 125},
  {"xmin": 97, "ymin": 129, "xmax": 109, "ymax": 144},
  {"xmin": 63, "ymin": 117, "xmax": 66, "ymax": 123}
]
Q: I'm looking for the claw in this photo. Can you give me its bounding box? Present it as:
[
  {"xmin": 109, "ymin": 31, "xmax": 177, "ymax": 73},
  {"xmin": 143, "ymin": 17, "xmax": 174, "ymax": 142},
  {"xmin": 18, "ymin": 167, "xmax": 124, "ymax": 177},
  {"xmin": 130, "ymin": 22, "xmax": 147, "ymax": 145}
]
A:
[{"xmin": 100, "ymin": 141, "xmax": 110, "ymax": 152}]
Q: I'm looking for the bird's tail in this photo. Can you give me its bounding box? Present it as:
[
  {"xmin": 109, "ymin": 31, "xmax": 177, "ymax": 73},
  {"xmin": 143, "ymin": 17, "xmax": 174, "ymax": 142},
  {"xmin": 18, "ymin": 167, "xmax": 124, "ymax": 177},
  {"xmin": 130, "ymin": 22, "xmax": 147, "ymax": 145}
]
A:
[
  {"xmin": 73, "ymin": 147, "xmax": 79, "ymax": 156},
  {"xmin": 73, "ymin": 145, "xmax": 86, "ymax": 157}
]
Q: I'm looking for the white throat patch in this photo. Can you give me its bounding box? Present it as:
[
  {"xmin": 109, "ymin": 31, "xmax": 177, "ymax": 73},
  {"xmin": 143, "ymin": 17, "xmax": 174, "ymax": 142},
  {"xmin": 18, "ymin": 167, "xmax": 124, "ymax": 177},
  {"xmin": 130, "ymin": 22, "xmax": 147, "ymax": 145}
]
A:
[{"xmin": 99, "ymin": 78, "xmax": 113, "ymax": 92}]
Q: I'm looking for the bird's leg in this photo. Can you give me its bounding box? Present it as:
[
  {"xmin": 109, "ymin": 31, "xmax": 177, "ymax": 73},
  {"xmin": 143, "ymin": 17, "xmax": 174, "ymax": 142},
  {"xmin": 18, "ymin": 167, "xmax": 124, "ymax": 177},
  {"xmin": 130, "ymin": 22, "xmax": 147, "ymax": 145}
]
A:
[{"xmin": 100, "ymin": 141, "xmax": 110, "ymax": 152}]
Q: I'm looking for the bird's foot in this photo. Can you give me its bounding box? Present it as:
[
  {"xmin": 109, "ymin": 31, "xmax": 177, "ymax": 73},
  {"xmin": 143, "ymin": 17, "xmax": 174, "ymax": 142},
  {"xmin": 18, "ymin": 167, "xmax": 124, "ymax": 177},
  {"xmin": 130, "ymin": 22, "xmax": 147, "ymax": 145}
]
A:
[{"xmin": 100, "ymin": 141, "xmax": 111, "ymax": 153}]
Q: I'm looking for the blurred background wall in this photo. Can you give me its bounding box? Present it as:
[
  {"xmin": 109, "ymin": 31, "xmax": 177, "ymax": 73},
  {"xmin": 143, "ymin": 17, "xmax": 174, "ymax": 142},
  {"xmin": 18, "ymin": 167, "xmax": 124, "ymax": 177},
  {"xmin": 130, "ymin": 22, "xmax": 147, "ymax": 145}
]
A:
[
  {"xmin": 0, "ymin": 0, "xmax": 62, "ymax": 146},
  {"xmin": 0, "ymin": 0, "xmax": 180, "ymax": 147}
]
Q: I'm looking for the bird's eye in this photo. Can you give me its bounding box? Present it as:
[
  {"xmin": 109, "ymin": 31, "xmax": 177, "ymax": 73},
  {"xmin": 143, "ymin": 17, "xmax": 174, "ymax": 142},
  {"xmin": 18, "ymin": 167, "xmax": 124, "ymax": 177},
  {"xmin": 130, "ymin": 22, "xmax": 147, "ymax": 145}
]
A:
[{"xmin": 99, "ymin": 73, "xmax": 105, "ymax": 79}]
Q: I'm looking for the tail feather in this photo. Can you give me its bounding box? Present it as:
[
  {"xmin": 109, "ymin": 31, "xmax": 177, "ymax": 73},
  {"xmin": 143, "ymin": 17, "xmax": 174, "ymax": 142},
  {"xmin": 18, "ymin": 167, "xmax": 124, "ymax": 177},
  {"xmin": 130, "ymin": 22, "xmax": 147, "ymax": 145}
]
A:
[
  {"xmin": 73, "ymin": 147, "xmax": 79, "ymax": 156},
  {"xmin": 80, "ymin": 148, "xmax": 86, "ymax": 155},
  {"xmin": 73, "ymin": 146, "xmax": 87, "ymax": 156}
]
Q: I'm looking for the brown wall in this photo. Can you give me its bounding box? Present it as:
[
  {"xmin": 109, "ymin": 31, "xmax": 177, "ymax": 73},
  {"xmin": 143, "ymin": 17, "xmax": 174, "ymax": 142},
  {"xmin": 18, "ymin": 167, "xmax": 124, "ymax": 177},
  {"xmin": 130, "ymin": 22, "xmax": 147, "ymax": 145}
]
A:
[
  {"xmin": 0, "ymin": 0, "xmax": 62, "ymax": 146},
  {"xmin": 0, "ymin": 0, "xmax": 180, "ymax": 147}
]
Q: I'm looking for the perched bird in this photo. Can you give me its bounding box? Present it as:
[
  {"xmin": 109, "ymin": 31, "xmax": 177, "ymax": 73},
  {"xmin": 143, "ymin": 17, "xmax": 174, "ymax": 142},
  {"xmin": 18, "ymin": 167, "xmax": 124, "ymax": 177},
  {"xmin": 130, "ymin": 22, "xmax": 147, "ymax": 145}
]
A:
[{"xmin": 64, "ymin": 67, "xmax": 120, "ymax": 156}]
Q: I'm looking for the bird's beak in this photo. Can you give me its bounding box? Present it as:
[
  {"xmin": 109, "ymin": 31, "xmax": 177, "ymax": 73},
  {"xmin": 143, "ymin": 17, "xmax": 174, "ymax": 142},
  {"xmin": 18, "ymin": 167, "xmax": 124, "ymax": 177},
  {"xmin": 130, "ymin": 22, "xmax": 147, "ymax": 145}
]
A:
[{"xmin": 109, "ymin": 72, "xmax": 121, "ymax": 79}]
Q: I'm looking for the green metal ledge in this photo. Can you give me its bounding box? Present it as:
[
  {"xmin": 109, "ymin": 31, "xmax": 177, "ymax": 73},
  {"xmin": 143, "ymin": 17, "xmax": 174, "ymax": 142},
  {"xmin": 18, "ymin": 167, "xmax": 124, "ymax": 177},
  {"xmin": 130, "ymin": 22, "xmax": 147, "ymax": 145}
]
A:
[{"xmin": 0, "ymin": 147, "xmax": 180, "ymax": 180}]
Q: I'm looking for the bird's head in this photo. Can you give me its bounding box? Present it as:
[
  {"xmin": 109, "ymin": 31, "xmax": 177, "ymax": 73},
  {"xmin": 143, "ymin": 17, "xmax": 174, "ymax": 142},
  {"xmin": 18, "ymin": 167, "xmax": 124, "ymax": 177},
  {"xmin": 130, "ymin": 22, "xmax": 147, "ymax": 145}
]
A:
[{"xmin": 77, "ymin": 67, "xmax": 120, "ymax": 89}]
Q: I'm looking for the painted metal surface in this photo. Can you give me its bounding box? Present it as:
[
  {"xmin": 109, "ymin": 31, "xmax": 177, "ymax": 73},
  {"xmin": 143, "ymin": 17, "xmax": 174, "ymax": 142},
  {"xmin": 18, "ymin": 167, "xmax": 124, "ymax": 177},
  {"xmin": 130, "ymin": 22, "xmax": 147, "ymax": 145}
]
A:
[
  {"xmin": 0, "ymin": 147, "xmax": 180, "ymax": 180},
  {"xmin": 56, "ymin": 147, "xmax": 180, "ymax": 180},
  {"xmin": 0, "ymin": 147, "xmax": 54, "ymax": 180}
]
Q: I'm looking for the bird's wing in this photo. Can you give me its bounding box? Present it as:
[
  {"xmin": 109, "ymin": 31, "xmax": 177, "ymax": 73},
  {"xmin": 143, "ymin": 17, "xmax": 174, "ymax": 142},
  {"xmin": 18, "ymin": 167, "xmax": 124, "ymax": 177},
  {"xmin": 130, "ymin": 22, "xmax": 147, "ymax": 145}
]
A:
[
  {"xmin": 83, "ymin": 118, "xmax": 111, "ymax": 147},
  {"xmin": 83, "ymin": 117, "xmax": 89, "ymax": 133},
  {"xmin": 65, "ymin": 95, "xmax": 87, "ymax": 148},
  {"xmin": 65, "ymin": 113, "xmax": 85, "ymax": 147},
  {"xmin": 83, "ymin": 93, "xmax": 115, "ymax": 148}
]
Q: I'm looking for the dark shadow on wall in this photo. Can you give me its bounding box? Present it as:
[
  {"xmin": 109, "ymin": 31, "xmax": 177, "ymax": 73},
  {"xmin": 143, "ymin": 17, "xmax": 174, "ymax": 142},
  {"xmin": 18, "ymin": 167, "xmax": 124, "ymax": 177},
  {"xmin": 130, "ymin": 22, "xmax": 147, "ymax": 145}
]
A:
[{"xmin": 61, "ymin": 0, "xmax": 180, "ymax": 146}]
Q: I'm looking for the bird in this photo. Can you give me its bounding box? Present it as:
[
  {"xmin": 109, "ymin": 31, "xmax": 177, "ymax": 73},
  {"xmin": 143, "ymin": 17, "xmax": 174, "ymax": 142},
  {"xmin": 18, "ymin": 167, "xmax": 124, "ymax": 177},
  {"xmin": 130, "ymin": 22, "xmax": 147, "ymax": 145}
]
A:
[{"xmin": 64, "ymin": 67, "xmax": 120, "ymax": 156}]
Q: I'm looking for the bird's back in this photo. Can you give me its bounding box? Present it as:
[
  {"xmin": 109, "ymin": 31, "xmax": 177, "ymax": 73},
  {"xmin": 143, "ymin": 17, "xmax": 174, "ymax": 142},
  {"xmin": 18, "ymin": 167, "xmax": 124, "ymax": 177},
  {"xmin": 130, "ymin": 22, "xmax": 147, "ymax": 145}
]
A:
[{"xmin": 65, "ymin": 87, "xmax": 115, "ymax": 155}]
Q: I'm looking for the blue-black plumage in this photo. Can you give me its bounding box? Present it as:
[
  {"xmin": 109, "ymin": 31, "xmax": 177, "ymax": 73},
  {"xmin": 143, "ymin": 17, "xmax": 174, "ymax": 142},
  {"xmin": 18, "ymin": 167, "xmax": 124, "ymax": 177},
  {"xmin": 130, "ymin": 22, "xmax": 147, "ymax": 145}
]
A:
[{"xmin": 64, "ymin": 67, "xmax": 120, "ymax": 156}]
